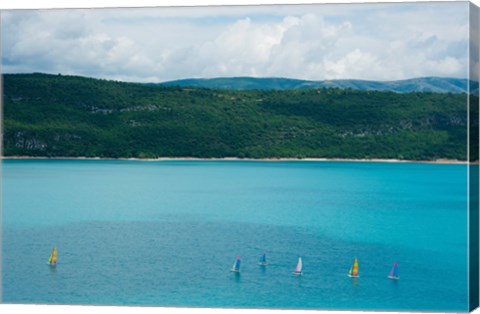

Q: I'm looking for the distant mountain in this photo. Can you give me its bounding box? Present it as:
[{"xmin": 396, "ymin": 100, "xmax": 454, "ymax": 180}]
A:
[{"xmin": 161, "ymin": 77, "xmax": 470, "ymax": 94}]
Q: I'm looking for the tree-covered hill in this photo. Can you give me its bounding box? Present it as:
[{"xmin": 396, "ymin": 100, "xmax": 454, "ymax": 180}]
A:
[{"xmin": 2, "ymin": 73, "xmax": 471, "ymax": 160}]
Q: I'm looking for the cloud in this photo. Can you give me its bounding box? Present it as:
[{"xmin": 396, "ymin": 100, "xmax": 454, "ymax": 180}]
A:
[{"xmin": 1, "ymin": 2, "xmax": 470, "ymax": 82}]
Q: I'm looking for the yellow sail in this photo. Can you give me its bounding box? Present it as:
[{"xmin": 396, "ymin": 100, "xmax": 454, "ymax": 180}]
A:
[
  {"xmin": 348, "ymin": 258, "xmax": 359, "ymax": 277},
  {"xmin": 48, "ymin": 247, "xmax": 57, "ymax": 264}
]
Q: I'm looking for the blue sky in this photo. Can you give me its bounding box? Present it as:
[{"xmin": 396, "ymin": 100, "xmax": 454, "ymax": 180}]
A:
[{"xmin": 0, "ymin": 2, "xmax": 471, "ymax": 82}]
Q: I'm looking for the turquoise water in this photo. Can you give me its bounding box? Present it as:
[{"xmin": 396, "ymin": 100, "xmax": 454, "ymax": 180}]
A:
[{"xmin": 1, "ymin": 160, "xmax": 468, "ymax": 311}]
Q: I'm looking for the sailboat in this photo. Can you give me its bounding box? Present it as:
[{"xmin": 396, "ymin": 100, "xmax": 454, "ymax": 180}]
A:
[
  {"xmin": 230, "ymin": 256, "xmax": 241, "ymax": 272},
  {"xmin": 388, "ymin": 262, "xmax": 399, "ymax": 280},
  {"xmin": 293, "ymin": 257, "xmax": 302, "ymax": 276},
  {"xmin": 348, "ymin": 258, "xmax": 359, "ymax": 278},
  {"xmin": 258, "ymin": 252, "xmax": 268, "ymax": 266},
  {"xmin": 47, "ymin": 247, "xmax": 57, "ymax": 266}
]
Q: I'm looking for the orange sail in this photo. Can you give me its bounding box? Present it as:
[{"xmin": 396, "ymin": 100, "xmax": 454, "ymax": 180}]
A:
[
  {"xmin": 348, "ymin": 258, "xmax": 359, "ymax": 277},
  {"xmin": 48, "ymin": 247, "xmax": 57, "ymax": 265}
]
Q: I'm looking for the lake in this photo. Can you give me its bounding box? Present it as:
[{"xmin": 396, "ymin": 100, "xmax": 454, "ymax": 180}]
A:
[{"xmin": 1, "ymin": 160, "xmax": 469, "ymax": 311}]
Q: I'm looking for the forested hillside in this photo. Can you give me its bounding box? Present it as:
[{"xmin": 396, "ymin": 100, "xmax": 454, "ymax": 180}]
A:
[{"xmin": 2, "ymin": 73, "xmax": 470, "ymax": 160}]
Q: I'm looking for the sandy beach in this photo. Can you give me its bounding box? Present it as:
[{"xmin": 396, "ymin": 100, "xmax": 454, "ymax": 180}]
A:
[{"xmin": 0, "ymin": 155, "xmax": 470, "ymax": 164}]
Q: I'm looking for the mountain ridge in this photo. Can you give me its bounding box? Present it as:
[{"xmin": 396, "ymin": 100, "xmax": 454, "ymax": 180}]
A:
[{"xmin": 161, "ymin": 76, "xmax": 471, "ymax": 94}]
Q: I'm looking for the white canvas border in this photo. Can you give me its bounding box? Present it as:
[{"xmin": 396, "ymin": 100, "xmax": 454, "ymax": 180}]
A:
[{"xmin": 0, "ymin": 1, "xmax": 478, "ymax": 314}]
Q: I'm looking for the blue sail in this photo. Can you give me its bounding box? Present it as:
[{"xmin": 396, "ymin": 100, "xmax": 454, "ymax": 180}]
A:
[
  {"xmin": 258, "ymin": 251, "xmax": 268, "ymax": 266},
  {"xmin": 235, "ymin": 258, "xmax": 241, "ymax": 270},
  {"xmin": 388, "ymin": 262, "xmax": 399, "ymax": 279},
  {"xmin": 231, "ymin": 256, "xmax": 241, "ymax": 272},
  {"xmin": 259, "ymin": 253, "xmax": 266, "ymax": 263},
  {"xmin": 392, "ymin": 263, "xmax": 399, "ymax": 277}
]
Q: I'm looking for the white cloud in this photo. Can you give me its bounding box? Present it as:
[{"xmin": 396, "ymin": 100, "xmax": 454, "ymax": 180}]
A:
[
  {"xmin": 324, "ymin": 49, "xmax": 379, "ymax": 79},
  {"xmin": 0, "ymin": 2, "xmax": 470, "ymax": 82}
]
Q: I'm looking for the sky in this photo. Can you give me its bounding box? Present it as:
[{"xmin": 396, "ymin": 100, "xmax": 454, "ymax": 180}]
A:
[{"xmin": 0, "ymin": 1, "xmax": 472, "ymax": 83}]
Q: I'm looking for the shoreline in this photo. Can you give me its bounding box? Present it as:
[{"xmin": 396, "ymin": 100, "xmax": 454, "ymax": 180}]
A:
[{"xmin": 0, "ymin": 156, "xmax": 470, "ymax": 165}]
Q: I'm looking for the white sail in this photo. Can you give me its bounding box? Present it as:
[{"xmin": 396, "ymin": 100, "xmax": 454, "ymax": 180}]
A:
[{"xmin": 295, "ymin": 257, "xmax": 302, "ymax": 273}]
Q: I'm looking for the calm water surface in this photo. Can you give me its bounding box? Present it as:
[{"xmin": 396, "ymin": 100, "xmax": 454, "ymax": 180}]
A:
[{"xmin": 1, "ymin": 160, "xmax": 468, "ymax": 311}]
